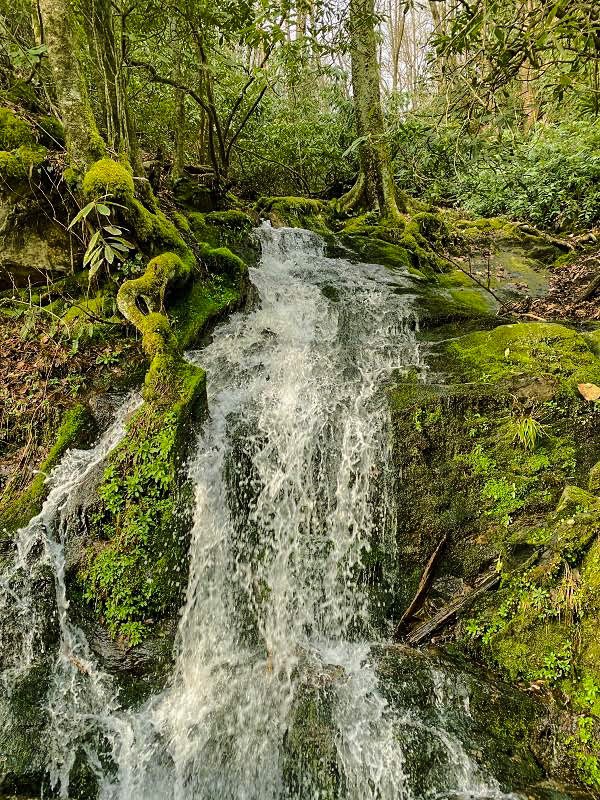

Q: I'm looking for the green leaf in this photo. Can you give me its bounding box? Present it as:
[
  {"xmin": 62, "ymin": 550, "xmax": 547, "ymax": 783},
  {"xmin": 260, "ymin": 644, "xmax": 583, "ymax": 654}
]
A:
[
  {"xmin": 83, "ymin": 231, "xmax": 101, "ymax": 264},
  {"xmin": 103, "ymin": 225, "xmax": 123, "ymax": 235},
  {"xmin": 88, "ymin": 255, "xmax": 104, "ymax": 282},
  {"xmin": 68, "ymin": 202, "xmax": 95, "ymax": 229},
  {"xmin": 84, "ymin": 242, "xmax": 102, "ymax": 267},
  {"xmin": 97, "ymin": 204, "xmax": 112, "ymax": 216},
  {"xmin": 104, "ymin": 244, "xmax": 116, "ymax": 264}
]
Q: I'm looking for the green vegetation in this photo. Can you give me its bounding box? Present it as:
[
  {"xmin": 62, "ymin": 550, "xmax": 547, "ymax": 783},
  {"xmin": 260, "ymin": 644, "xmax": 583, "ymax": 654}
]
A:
[{"xmin": 1, "ymin": 0, "xmax": 600, "ymax": 792}]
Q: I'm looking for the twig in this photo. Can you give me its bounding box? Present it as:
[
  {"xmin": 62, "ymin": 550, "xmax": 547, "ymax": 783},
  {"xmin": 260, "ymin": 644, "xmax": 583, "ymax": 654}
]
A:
[
  {"xmin": 405, "ymin": 570, "xmax": 500, "ymax": 646},
  {"xmin": 393, "ymin": 534, "xmax": 447, "ymax": 640}
]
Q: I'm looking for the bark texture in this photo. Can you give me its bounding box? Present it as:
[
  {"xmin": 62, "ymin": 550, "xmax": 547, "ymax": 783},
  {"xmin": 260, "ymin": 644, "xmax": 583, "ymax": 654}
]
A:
[
  {"xmin": 83, "ymin": 0, "xmax": 142, "ymax": 170},
  {"xmin": 342, "ymin": 0, "xmax": 405, "ymax": 217},
  {"xmin": 38, "ymin": 0, "xmax": 105, "ymax": 168}
]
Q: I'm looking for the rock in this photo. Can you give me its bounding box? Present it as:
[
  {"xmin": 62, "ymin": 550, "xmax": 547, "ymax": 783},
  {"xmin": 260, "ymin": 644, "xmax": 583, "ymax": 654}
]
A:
[
  {"xmin": 509, "ymin": 374, "xmax": 559, "ymax": 403},
  {"xmin": 555, "ymin": 486, "xmax": 600, "ymax": 517},
  {"xmin": 589, "ymin": 462, "xmax": 600, "ymax": 493},
  {"xmin": 0, "ymin": 207, "xmax": 72, "ymax": 290},
  {"xmin": 0, "ymin": 662, "xmax": 50, "ymax": 796}
]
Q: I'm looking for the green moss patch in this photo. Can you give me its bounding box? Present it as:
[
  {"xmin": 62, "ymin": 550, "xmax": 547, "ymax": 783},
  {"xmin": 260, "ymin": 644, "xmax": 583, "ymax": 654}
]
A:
[
  {"xmin": 0, "ymin": 144, "xmax": 46, "ymax": 189},
  {"xmin": 0, "ymin": 404, "xmax": 94, "ymax": 533},
  {"xmin": 447, "ymin": 322, "xmax": 600, "ymax": 394},
  {"xmin": 0, "ymin": 107, "xmax": 35, "ymax": 149},
  {"xmin": 82, "ymin": 157, "xmax": 135, "ymax": 201},
  {"xmin": 256, "ymin": 196, "xmax": 331, "ymax": 232},
  {"xmin": 78, "ymin": 360, "xmax": 205, "ymax": 645}
]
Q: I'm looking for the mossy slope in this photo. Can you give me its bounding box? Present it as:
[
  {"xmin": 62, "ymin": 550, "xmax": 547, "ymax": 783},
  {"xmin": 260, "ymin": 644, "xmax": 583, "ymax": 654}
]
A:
[{"xmin": 386, "ymin": 320, "xmax": 600, "ymax": 788}]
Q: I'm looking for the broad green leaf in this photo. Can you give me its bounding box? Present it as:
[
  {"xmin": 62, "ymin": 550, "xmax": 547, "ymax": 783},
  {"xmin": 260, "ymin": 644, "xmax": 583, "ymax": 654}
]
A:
[
  {"xmin": 104, "ymin": 245, "xmax": 116, "ymax": 264},
  {"xmin": 68, "ymin": 202, "xmax": 95, "ymax": 229}
]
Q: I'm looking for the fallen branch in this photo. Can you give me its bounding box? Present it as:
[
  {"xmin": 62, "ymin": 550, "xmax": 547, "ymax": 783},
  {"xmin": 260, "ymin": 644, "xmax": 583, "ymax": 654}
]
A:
[
  {"xmin": 429, "ymin": 244, "xmax": 504, "ymax": 305},
  {"xmin": 576, "ymin": 271, "xmax": 600, "ymax": 302},
  {"xmin": 393, "ymin": 534, "xmax": 447, "ymax": 640},
  {"xmin": 404, "ymin": 569, "xmax": 500, "ymax": 647}
]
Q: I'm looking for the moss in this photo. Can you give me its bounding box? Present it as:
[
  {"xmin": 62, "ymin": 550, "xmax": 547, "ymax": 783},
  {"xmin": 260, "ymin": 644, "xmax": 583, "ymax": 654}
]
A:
[
  {"xmin": 0, "ymin": 404, "xmax": 94, "ymax": 533},
  {"xmin": 584, "ymin": 328, "xmax": 600, "ymax": 357},
  {"xmin": 198, "ymin": 243, "xmax": 247, "ymax": 284},
  {"xmin": 447, "ymin": 322, "xmax": 600, "ymax": 394},
  {"xmin": 2, "ymin": 81, "xmax": 41, "ymax": 111},
  {"xmin": 82, "ymin": 157, "xmax": 135, "ymax": 201},
  {"xmin": 455, "ymin": 216, "xmax": 508, "ymax": 232},
  {"xmin": 337, "ymin": 210, "xmax": 454, "ymax": 278},
  {"xmin": 171, "ymin": 274, "xmax": 245, "ymax": 350},
  {"xmin": 172, "ymin": 176, "xmax": 214, "ymax": 211},
  {"xmin": 256, "ymin": 196, "xmax": 330, "ymax": 231},
  {"xmin": 555, "ymin": 486, "xmax": 600, "ymax": 516},
  {"xmin": 590, "ymin": 462, "xmax": 600, "ymax": 493},
  {"xmin": 171, "ymin": 211, "xmax": 190, "ymax": 232},
  {"xmin": 0, "ymin": 107, "xmax": 35, "ymax": 149},
  {"xmin": 36, "ymin": 114, "xmax": 65, "ymax": 148},
  {"xmin": 205, "ymin": 209, "xmax": 253, "ymax": 230},
  {"xmin": 0, "ymin": 144, "xmax": 46, "ymax": 187},
  {"xmin": 78, "ymin": 367, "xmax": 204, "ymax": 644}
]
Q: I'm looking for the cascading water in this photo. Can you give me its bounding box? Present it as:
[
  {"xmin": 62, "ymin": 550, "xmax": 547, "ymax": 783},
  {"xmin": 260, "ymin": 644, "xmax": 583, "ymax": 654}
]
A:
[
  {"xmin": 0, "ymin": 393, "xmax": 141, "ymax": 793},
  {"xmin": 97, "ymin": 225, "xmax": 514, "ymax": 800},
  {"xmin": 1, "ymin": 226, "xmax": 522, "ymax": 799}
]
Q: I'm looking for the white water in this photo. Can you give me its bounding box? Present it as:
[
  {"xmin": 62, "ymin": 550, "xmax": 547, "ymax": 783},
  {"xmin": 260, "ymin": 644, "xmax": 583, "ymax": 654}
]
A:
[
  {"xmin": 1, "ymin": 226, "xmax": 517, "ymax": 799},
  {"xmin": 0, "ymin": 393, "xmax": 141, "ymax": 793}
]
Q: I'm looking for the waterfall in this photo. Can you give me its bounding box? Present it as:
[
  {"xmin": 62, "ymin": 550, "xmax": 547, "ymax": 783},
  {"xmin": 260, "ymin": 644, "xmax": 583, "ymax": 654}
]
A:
[
  {"xmin": 0, "ymin": 393, "xmax": 141, "ymax": 795},
  {"xmin": 1, "ymin": 226, "xmax": 518, "ymax": 799}
]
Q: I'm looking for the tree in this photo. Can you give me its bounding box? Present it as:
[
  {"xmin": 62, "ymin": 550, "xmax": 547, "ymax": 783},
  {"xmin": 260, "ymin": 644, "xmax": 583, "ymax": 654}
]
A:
[
  {"xmin": 37, "ymin": 0, "xmax": 105, "ymax": 168},
  {"xmin": 82, "ymin": 0, "xmax": 141, "ymax": 169},
  {"xmin": 339, "ymin": 0, "xmax": 406, "ymax": 218}
]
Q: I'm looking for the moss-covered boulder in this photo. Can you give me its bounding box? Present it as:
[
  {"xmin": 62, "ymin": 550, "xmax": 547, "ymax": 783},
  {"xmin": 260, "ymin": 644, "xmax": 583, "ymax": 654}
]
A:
[
  {"xmin": 0, "ymin": 404, "xmax": 95, "ymax": 534},
  {"xmin": 256, "ymin": 196, "xmax": 331, "ymax": 232},
  {"xmin": 383, "ymin": 319, "xmax": 600, "ymax": 789}
]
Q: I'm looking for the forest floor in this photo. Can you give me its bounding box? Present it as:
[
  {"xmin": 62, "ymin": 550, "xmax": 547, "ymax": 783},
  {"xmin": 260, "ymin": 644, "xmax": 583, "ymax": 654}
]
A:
[
  {"xmin": 0, "ymin": 311, "xmax": 142, "ymax": 502},
  {"xmin": 507, "ymin": 244, "xmax": 600, "ymax": 321}
]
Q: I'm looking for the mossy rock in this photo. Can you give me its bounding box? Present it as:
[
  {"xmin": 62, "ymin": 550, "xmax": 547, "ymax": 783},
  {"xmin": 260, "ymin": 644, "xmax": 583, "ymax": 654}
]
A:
[
  {"xmin": 82, "ymin": 158, "xmax": 135, "ymax": 202},
  {"xmin": 0, "ymin": 108, "xmax": 35, "ymax": 149},
  {"xmin": 173, "ymin": 176, "xmax": 214, "ymax": 211},
  {"xmin": 556, "ymin": 486, "xmax": 600, "ymax": 517},
  {"xmin": 0, "ymin": 145, "xmax": 46, "ymax": 192},
  {"xmin": 171, "ymin": 273, "xmax": 247, "ymax": 350},
  {"xmin": 446, "ymin": 322, "xmax": 600, "ymax": 396},
  {"xmin": 375, "ymin": 645, "xmax": 547, "ymax": 791},
  {"xmin": 77, "ymin": 360, "xmax": 205, "ymax": 645},
  {"xmin": 256, "ymin": 196, "xmax": 331, "ymax": 232},
  {"xmin": 0, "ymin": 404, "xmax": 95, "ymax": 534}
]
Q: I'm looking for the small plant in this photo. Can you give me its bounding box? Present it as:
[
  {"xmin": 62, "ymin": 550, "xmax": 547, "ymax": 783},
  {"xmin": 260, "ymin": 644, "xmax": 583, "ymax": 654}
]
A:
[
  {"xmin": 511, "ymin": 415, "xmax": 546, "ymax": 451},
  {"xmin": 68, "ymin": 197, "xmax": 135, "ymax": 283}
]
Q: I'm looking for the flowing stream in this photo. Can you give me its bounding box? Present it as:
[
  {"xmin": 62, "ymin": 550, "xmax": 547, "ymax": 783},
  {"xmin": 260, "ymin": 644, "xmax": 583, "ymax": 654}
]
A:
[{"xmin": 2, "ymin": 225, "xmax": 520, "ymax": 799}]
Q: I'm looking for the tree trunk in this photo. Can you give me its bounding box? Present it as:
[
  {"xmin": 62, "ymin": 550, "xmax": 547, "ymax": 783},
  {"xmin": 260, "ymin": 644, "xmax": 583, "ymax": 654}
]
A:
[
  {"xmin": 83, "ymin": 0, "xmax": 142, "ymax": 170},
  {"xmin": 341, "ymin": 0, "xmax": 405, "ymax": 218},
  {"xmin": 171, "ymin": 89, "xmax": 186, "ymax": 181},
  {"xmin": 38, "ymin": 0, "xmax": 105, "ymax": 169}
]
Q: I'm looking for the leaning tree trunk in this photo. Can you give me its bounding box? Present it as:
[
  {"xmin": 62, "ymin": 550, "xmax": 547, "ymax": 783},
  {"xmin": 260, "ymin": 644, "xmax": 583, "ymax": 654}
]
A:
[
  {"xmin": 38, "ymin": 0, "xmax": 105, "ymax": 169},
  {"xmin": 340, "ymin": 0, "xmax": 406, "ymax": 218}
]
